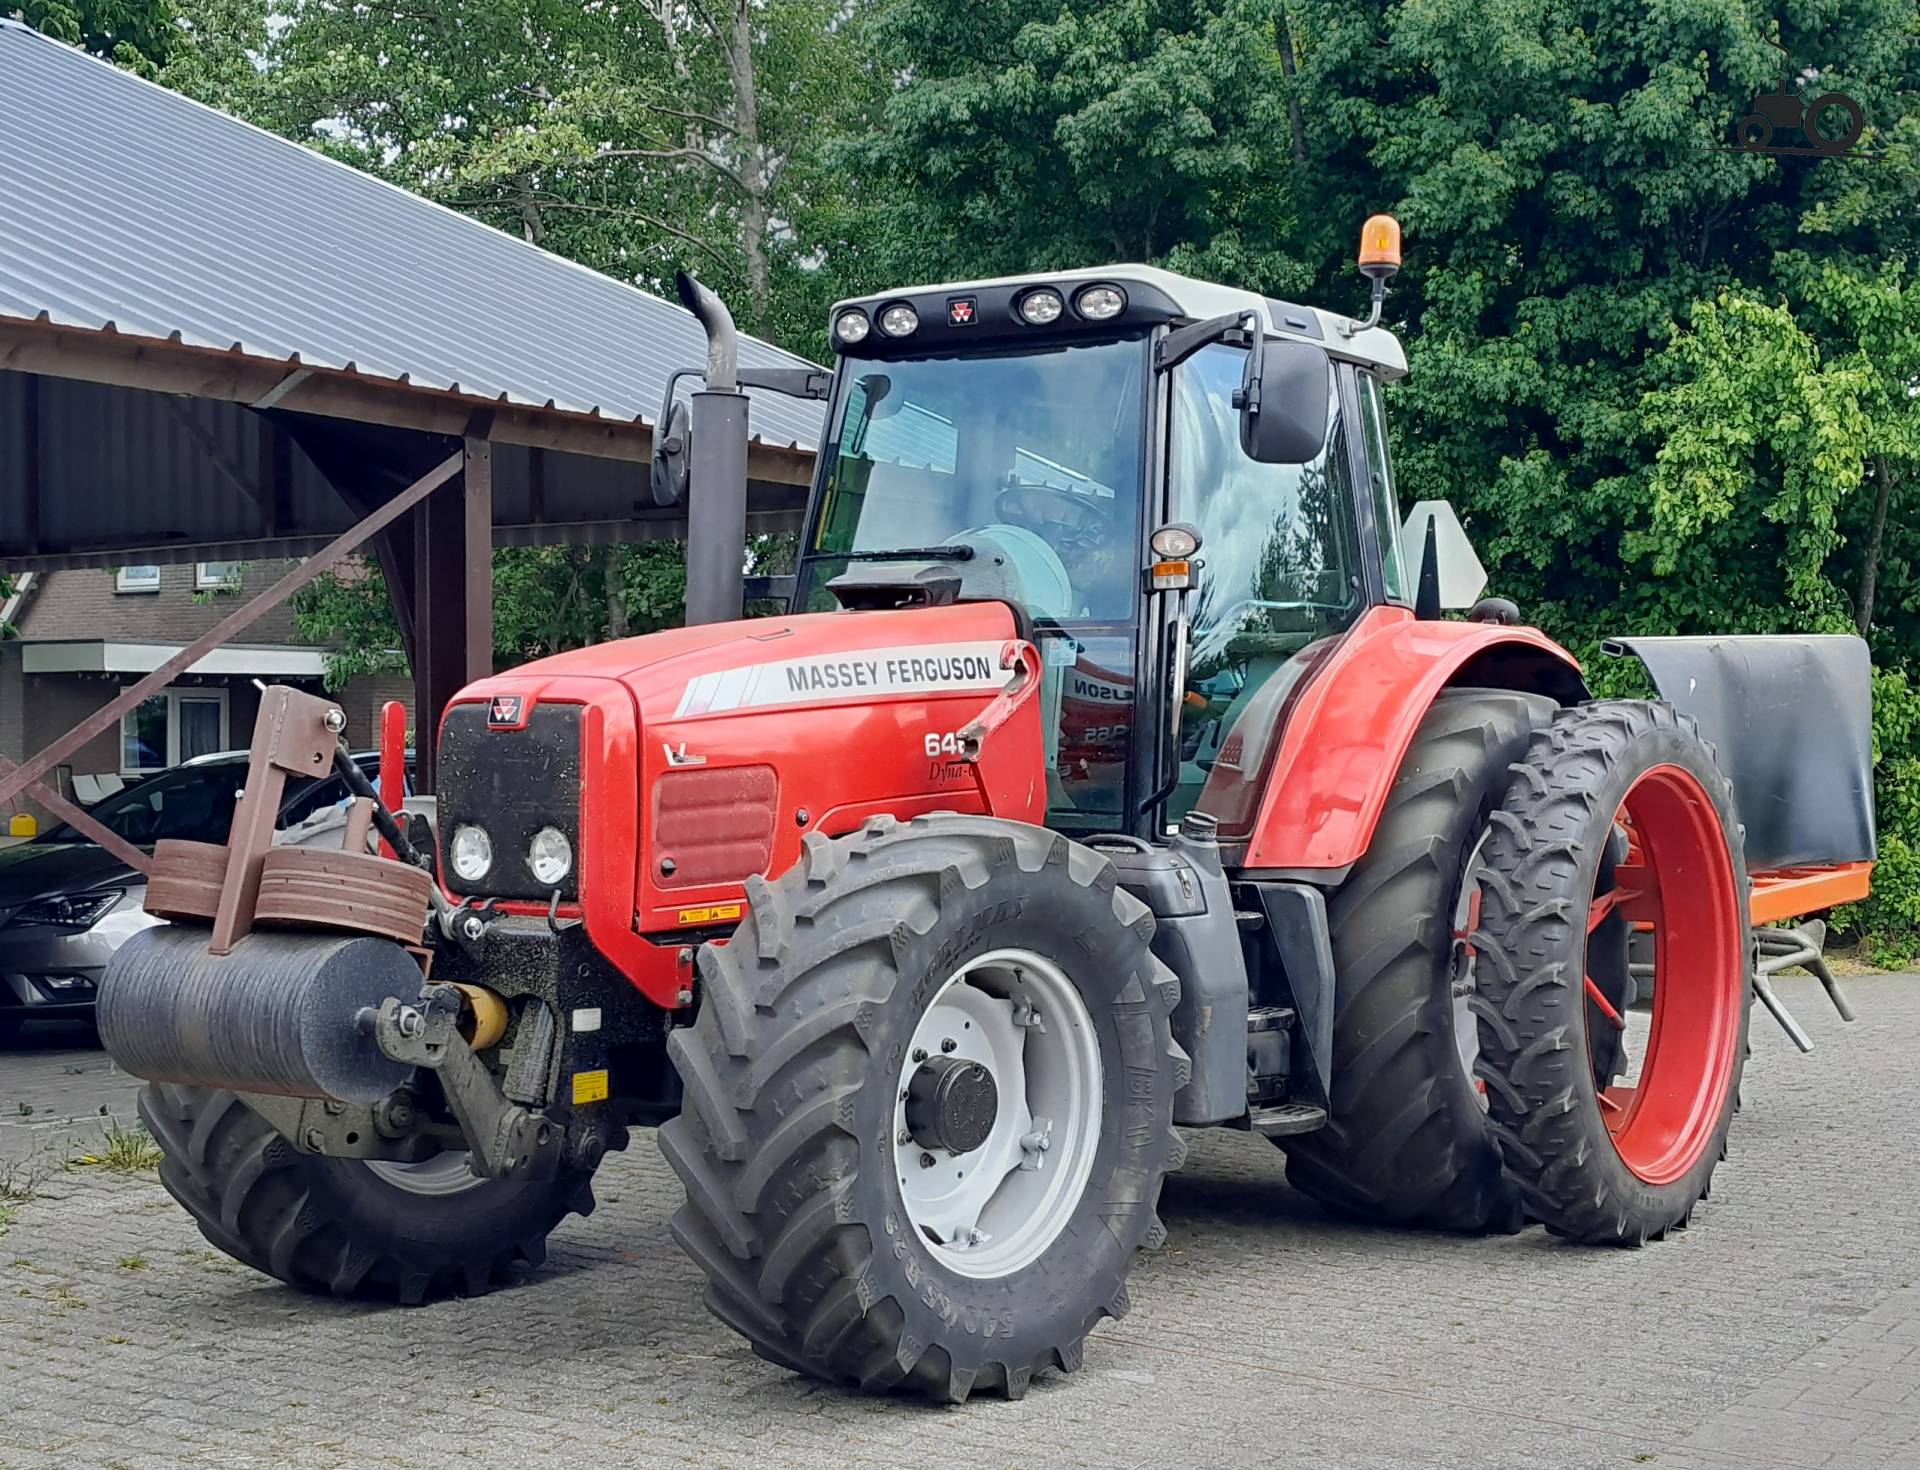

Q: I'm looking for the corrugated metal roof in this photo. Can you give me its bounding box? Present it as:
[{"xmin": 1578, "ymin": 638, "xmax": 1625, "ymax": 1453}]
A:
[{"xmin": 0, "ymin": 19, "xmax": 825, "ymax": 451}]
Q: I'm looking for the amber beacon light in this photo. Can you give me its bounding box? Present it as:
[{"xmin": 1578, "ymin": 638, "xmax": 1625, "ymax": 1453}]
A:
[
  {"xmin": 1358, "ymin": 214, "xmax": 1402, "ymax": 279},
  {"xmin": 1340, "ymin": 213, "xmax": 1402, "ymax": 336}
]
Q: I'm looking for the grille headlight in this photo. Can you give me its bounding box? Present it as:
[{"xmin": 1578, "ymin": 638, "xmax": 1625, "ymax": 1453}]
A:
[
  {"xmin": 449, "ymin": 824, "xmax": 493, "ymax": 882},
  {"xmin": 1074, "ymin": 284, "xmax": 1126, "ymax": 321},
  {"xmin": 527, "ymin": 826, "xmax": 573, "ymax": 887},
  {"xmin": 1018, "ymin": 288, "xmax": 1065, "ymax": 325},
  {"xmin": 833, "ymin": 309, "xmax": 871, "ymax": 344}
]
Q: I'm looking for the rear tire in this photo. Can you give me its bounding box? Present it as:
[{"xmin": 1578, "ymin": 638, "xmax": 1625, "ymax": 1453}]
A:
[
  {"xmin": 1279, "ymin": 688, "xmax": 1555, "ymax": 1231},
  {"xmin": 1469, "ymin": 701, "xmax": 1750, "ymax": 1244},
  {"xmin": 139, "ymin": 1083, "xmax": 597, "ymax": 1301},
  {"xmin": 662, "ymin": 813, "xmax": 1188, "ymax": 1403}
]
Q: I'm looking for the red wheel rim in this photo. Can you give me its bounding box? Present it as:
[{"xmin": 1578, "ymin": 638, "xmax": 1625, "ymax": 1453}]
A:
[{"xmin": 1586, "ymin": 764, "xmax": 1743, "ymax": 1185}]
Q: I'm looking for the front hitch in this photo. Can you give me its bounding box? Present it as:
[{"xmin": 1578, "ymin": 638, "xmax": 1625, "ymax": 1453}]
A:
[{"xmin": 368, "ymin": 983, "xmax": 565, "ymax": 1181}]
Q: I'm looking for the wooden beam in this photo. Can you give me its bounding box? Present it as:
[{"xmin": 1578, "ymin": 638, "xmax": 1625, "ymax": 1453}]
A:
[
  {"xmin": 463, "ymin": 436, "xmax": 494, "ymax": 684},
  {"xmin": 0, "ymin": 449, "xmax": 465, "ymax": 811},
  {"xmin": 0, "ymin": 317, "xmax": 817, "ymax": 487}
]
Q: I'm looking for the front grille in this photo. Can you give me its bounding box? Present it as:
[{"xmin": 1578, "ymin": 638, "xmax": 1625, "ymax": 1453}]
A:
[{"xmin": 436, "ymin": 701, "xmax": 583, "ymax": 901}]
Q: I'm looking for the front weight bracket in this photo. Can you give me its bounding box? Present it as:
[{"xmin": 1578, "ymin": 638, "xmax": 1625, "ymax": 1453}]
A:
[{"xmin": 368, "ymin": 983, "xmax": 564, "ymax": 1181}]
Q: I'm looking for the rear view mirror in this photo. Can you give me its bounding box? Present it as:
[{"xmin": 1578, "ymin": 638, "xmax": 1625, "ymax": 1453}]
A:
[{"xmin": 1238, "ymin": 340, "xmax": 1331, "ymax": 464}]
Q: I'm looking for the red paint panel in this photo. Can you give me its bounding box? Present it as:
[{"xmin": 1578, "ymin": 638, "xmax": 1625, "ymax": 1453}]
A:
[
  {"xmin": 652, "ymin": 764, "xmax": 778, "ymax": 888},
  {"xmin": 378, "ymin": 698, "xmax": 408, "ymax": 859},
  {"xmin": 1241, "ymin": 605, "xmax": 1582, "ymax": 870},
  {"xmin": 442, "ymin": 601, "xmax": 1045, "ymax": 1007}
]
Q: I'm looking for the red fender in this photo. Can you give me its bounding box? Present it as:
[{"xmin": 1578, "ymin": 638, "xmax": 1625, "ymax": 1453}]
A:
[{"xmin": 1239, "ymin": 605, "xmax": 1583, "ymax": 871}]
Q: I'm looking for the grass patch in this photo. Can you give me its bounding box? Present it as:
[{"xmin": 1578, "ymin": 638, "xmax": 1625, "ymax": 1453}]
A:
[
  {"xmin": 1, "ymin": 1142, "xmax": 61, "ymax": 1203},
  {"xmin": 117, "ymin": 1254, "xmax": 148, "ymax": 1271},
  {"xmin": 73, "ymin": 1119, "xmax": 163, "ymax": 1174}
]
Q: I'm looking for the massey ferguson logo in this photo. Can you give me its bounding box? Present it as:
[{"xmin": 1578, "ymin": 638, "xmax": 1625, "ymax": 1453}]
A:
[{"xmin": 488, "ymin": 695, "xmax": 524, "ymax": 728}]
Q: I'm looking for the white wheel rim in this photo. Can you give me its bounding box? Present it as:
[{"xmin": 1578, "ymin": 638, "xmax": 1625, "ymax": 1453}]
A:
[
  {"xmin": 893, "ymin": 947, "xmax": 1103, "ymax": 1280},
  {"xmin": 364, "ymin": 1153, "xmax": 485, "ymax": 1197}
]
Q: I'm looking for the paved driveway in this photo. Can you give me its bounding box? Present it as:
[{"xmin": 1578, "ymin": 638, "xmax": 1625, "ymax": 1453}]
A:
[{"xmin": 1, "ymin": 973, "xmax": 1915, "ymax": 1469}]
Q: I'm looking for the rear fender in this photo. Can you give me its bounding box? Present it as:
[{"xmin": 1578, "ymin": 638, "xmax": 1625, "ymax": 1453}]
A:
[
  {"xmin": 1604, "ymin": 634, "xmax": 1875, "ymax": 870},
  {"xmin": 1237, "ymin": 606, "xmax": 1584, "ymax": 871}
]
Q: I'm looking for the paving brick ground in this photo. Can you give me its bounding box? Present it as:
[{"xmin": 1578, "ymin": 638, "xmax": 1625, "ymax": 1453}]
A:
[{"xmin": 1, "ymin": 973, "xmax": 1914, "ymax": 1470}]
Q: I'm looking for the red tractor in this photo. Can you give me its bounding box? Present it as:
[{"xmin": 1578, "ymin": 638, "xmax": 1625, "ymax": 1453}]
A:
[{"xmin": 98, "ymin": 218, "xmax": 1875, "ymax": 1403}]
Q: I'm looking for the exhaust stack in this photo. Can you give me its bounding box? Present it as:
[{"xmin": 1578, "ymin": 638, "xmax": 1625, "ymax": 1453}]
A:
[{"xmin": 676, "ymin": 271, "xmax": 748, "ymax": 626}]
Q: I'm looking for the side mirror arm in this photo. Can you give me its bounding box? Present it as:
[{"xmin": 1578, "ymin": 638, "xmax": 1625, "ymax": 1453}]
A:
[
  {"xmin": 1155, "ymin": 311, "xmax": 1258, "ymax": 373},
  {"xmin": 736, "ymin": 366, "xmax": 833, "ymax": 401}
]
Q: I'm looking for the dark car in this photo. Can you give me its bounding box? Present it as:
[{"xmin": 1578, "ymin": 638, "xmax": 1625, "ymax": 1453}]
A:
[{"xmin": 0, "ymin": 750, "xmax": 405, "ymax": 1040}]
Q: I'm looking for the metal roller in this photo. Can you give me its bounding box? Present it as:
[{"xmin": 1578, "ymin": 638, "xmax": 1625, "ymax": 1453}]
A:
[{"xmin": 97, "ymin": 925, "xmax": 420, "ymax": 1104}]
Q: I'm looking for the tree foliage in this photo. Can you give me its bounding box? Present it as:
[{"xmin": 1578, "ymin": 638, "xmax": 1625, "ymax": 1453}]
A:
[{"xmin": 24, "ymin": 0, "xmax": 175, "ymax": 71}]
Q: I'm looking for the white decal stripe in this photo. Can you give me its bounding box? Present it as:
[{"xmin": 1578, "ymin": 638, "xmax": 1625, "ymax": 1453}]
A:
[{"xmin": 673, "ymin": 640, "xmax": 1012, "ymax": 718}]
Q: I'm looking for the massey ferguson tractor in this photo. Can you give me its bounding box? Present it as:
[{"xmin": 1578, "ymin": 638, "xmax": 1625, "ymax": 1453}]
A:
[{"xmin": 97, "ymin": 216, "xmax": 1876, "ymax": 1404}]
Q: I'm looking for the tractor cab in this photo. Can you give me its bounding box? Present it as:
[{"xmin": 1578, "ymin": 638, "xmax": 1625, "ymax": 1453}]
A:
[{"xmin": 795, "ymin": 253, "xmax": 1419, "ymax": 841}]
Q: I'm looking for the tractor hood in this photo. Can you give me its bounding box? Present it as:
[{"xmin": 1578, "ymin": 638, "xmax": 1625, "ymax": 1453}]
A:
[
  {"xmin": 476, "ymin": 603, "xmax": 1026, "ymax": 724},
  {"xmin": 437, "ymin": 602, "xmax": 1046, "ymax": 1008}
]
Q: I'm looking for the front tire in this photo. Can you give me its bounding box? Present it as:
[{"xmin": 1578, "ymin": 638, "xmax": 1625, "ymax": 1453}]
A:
[
  {"xmin": 662, "ymin": 813, "xmax": 1188, "ymax": 1402},
  {"xmin": 139, "ymin": 1083, "xmax": 598, "ymax": 1301}
]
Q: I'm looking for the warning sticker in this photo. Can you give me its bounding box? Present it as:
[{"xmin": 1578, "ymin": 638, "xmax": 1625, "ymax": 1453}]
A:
[
  {"xmin": 674, "ymin": 641, "xmax": 1011, "ymax": 718},
  {"xmin": 677, "ymin": 902, "xmax": 744, "ymax": 925},
  {"xmin": 571, "ymin": 1069, "xmax": 610, "ymax": 1105}
]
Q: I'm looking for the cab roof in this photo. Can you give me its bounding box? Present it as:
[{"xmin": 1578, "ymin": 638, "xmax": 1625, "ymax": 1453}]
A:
[{"xmin": 830, "ymin": 263, "xmax": 1408, "ymax": 381}]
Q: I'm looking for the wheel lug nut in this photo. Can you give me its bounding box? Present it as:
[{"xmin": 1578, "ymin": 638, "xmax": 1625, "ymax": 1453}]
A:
[
  {"xmin": 940, "ymin": 1037, "xmax": 957, "ymax": 1053},
  {"xmin": 911, "ymin": 1047, "xmax": 927, "ymax": 1063},
  {"xmin": 919, "ymin": 1152, "xmax": 935, "ymax": 1169},
  {"xmin": 897, "ymin": 1129, "xmax": 912, "ymax": 1146}
]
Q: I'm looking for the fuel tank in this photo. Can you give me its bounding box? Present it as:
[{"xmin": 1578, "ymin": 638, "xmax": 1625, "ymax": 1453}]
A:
[{"xmin": 434, "ymin": 603, "xmax": 1045, "ymax": 1006}]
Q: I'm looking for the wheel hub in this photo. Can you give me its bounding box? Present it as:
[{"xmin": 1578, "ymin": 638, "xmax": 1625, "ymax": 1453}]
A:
[
  {"xmin": 905, "ymin": 1055, "xmax": 999, "ymax": 1155},
  {"xmin": 892, "ymin": 948, "xmax": 1103, "ymax": 1280}
]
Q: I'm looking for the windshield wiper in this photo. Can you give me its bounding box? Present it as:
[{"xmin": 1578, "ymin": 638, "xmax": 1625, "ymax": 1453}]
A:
[{"xmin": 831, "ymin": 545, "xmax": 976, "ymax": 563}]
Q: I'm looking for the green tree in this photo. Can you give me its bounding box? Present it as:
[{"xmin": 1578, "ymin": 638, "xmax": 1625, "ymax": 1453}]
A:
[
  {"xmin": 837, "ymin": 0, "xmax": 1311, "ymax": 294},
  {"xmin": 22, "ymin": 0, "xmax": 174, "ymax": 71},
  {"xmin": 227, "ymin": 0, "xmax": 874, "ymax": 343}
]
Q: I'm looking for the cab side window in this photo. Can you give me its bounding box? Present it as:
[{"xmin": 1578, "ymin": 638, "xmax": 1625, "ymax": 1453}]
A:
[
  {"xmin": 1355, "ymin": 372, "xmax": 1407, "ymax": 601},
  {"xmin": 1168, "ymin": 344, "xmax": 1365, "ymax": 831}
]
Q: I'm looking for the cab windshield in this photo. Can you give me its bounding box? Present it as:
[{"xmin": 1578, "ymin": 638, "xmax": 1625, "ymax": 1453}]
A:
[
  {"xmin": 800, "ymin": 336, "xmax": 1149, "ymax": 831},
  {"xmin": 801, "ymin": 337, "xmax": 1147, "ymax": 620}
]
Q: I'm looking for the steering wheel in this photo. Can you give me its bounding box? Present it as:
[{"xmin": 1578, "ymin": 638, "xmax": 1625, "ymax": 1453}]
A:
[{"xmin": 994, "ymin": 479, "xmax": 1117, "ymax": 554}]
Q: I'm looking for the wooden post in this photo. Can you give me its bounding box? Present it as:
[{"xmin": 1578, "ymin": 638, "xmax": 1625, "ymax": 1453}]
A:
[{"xmin": 464, "ymin": 436, "xmax": 493, "ymax": 683}]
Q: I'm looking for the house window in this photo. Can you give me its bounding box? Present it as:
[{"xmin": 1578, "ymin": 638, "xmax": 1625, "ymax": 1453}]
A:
[
  {"xmin": 195, "ymin": 561, "xmax": 241, "ymax": 590},
  {"xmin": 120, "ymin": 688, "xmax": 230, "ymax": 774},
  {"xmin": 115, "ymin": 565, "xmax": 161, "ymax": 593}
]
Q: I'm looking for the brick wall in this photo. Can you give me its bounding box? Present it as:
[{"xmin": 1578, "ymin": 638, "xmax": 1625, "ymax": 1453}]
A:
[
  {"xmin": 13, "ymin": 560, "xmax": 305, "ymax": 645},
  {"xmin": 337, "ymin": 669, "xmax": 419, "ymax": 751}
]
